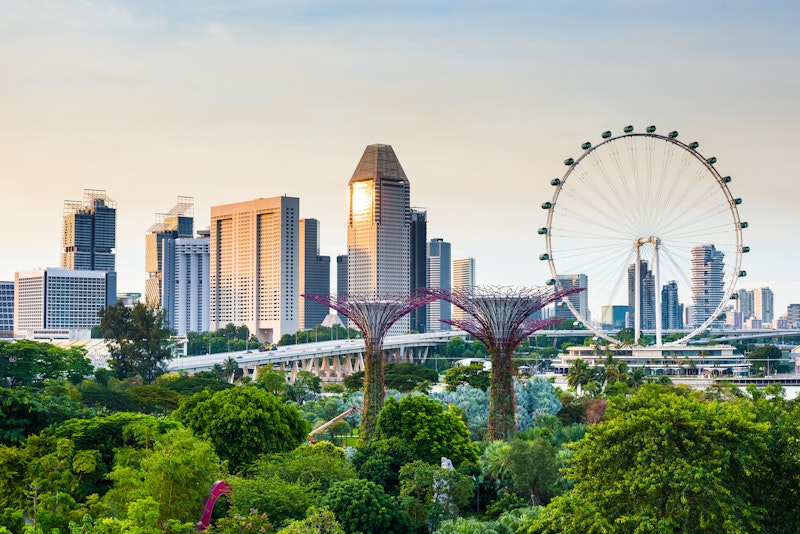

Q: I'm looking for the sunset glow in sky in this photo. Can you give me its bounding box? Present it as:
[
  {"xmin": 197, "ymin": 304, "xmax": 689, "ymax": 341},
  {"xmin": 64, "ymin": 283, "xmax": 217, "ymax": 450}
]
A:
[{"xmin": 2, "ymin": 1, "xmax": 799, "ymax": 315}]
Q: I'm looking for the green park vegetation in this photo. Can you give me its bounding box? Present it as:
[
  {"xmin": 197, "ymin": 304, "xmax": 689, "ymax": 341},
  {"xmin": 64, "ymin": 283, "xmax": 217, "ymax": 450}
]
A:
[{"xmin": 2, "ymin": 335, "xmax": 800, "ymax": 533}]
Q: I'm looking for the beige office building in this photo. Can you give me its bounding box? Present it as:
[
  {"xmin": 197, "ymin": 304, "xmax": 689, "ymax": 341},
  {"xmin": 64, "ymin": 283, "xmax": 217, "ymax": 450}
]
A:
[
  {"xmin": 347, "ymin": 144, "xmax": 411, "ymax": 334},
  {"xmin": 452, "ymin": 257, "xmax": 475, "ymax": 323},
  {"xmin": 210, "ymin": 196, "xmax": 299, "ymax": 343}
]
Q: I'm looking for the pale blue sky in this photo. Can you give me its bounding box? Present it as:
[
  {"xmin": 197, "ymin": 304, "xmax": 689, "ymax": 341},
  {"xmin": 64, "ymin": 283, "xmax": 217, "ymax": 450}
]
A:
[{"xmin": 1, "ymin": 1, "xmax": 799, "ymax": 316}]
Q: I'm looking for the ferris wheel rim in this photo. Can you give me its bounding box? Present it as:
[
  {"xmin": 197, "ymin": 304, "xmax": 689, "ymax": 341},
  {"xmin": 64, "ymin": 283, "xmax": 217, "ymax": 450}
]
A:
[{"xmin": 542, "ymin": 129, "xmax": 745, "ymax": 346}]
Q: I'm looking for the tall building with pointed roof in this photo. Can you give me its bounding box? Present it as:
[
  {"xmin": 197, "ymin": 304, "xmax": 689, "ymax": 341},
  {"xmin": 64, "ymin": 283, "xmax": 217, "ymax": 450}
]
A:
[{"xmin": 347, "ymin": 144, "xmax": 411, "ymax": 333}]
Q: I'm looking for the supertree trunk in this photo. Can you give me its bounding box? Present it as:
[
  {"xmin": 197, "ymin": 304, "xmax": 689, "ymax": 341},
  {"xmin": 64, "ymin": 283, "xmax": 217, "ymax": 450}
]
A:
[
  {"xmin": 487, "ymin": 346, "xmax": 516, "ymax": 441},
  {"xmin": 361, "ymin": 339, "xmax": 384, "ymax": 441}
]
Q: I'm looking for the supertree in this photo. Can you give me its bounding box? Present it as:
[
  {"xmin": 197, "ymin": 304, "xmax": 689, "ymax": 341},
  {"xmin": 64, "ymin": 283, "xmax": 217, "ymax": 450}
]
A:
[
  {"xmin": 302, "ymin": 292, "xmax": 437, "ymax": 442},
  {"xmin": 423, "ymin": 285, "xmax": 583, "ymax": 441}
]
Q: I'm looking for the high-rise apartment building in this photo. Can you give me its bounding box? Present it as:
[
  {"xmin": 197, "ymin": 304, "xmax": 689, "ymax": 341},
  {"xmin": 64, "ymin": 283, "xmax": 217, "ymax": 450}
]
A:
[
  {"xmin": 410, "ymin": 209, "xmax": 427, "ymax": 333},
  {"xmin": 627, "ymin": 260, "xmax": 655, "ymax": 329},
  {"xmin": 347, "ymin": 144, "xmax": 411, "ymax": 334},
  {"xmin": 555, "ymin": 274, "xmax": 588, "ymax": 321},
  {"xmin": 61, "ymin": 189, "xmax": 117, "ymax": 272},
  {"xmin": 14, "ymin": 268, "xmax": 116, "ymax": 340},
  {"xmin": 210, "ymin": 196, "xmax": 299, "ymax": 343},
  {"xmin": 452, "ymin": 257, "xmax": 475, "ymax": 324},
  {"xmin": 787, "ymin": 304, "xmax": 800, "ymax": 327},
  {"xmin": 601, "ymin": 305, "xmax": 628, "ymax": 329},
  {"xmin": 299, "ymin": 218, "xmax": 331, "ymax": 329},
  {"xmin": 145, "ymin": 197, "xmax": 194, "ymax": 313},
  {"xmin": 690, "ymin": 244, "xmax": 725, "ymax": 328},
  {"xmin": 753, "ymin": 287, "xmax": 774, "ymax": 324},
  {"xmin": 427, "ymin": 238, "xmax": 451, "ymax": 332},
  {"xmin": 336, "ymin": 255, "xmax": 348, "ymax": 296},
  {"xmin": 661, "ymin": 280, "xmax": 684, "ymax": 330},
  {"xmin": 164, "ymin": 229, "xmax": 210, "ymax": 336},
  {"xmin": 0, "ymin": 281, "xmax": 13, "ymax": 338},
  {"xmin": 736, "ymin": 288, "xmax": 755, "ymax": 320}
]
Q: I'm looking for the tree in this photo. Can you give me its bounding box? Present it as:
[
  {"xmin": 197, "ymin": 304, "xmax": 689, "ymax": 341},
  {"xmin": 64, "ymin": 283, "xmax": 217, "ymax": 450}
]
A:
[
  {"xmin": 398, "ymin": 460, "xmax": 474, "ymax": 532},
  {"xmin": 375, "ymin": 395, "xmax": 479, "ymax": 467},
  {"xmin": 257, "ymin": 370, "xmax": 289, "ymax": 396},
  {"xmin": 525, "ymin": 385, "xmax": 772, "ymax": 533},
  {"xmin": 351, "ymin": 437, "xmax": 419, "ymax": 495},
  {"xmin": 98, "ymin": 301, "xmax": 175, "ymax": 384},
  {"xmin": 749, "ymin": 344, "xmax": 783, "ymax": 375},
  {"xmin": 443, "ymin": 364, "xmax": 491, "ymax": 391},
  {"xmin": 0, "ymin": 341, "xmax": 92, "ymax": 387},
  {"xmin": 278, "ymin": 507, "xmax": 344, "ymax": 534},
  {"xmin": 504, "ymin": 438, "xmax": 561, "ymax": 505},
  {"xmin": 319, "ymin": 479, "xmax": 408, "ymax": 534},
  {"xmin": 565, "ymin": 358, "xmax": 591, "ymax": 396},
  {"xmin": 384, "ymin": 363, "xmax": 439, "ymax": 392},
  {"xmin": 173, "ymin": 386, "xmax": 310, "ymax": 471},
  {"xmin": 285, "ymin": 371, "xmax": 321, "ymax": 404},
  {"xmin": 0, "ymin": 386, "xmax": 95, "ymax": 445}
]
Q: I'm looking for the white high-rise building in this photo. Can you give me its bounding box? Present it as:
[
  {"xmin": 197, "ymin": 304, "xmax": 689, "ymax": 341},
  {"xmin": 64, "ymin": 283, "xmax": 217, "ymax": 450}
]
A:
[
  {"xmin": 347, "ymin": 144, "xmax": 411, "ymax": 334},
  {"xmin": 690, "ymin": 244, "xmax": 725, "ymax": 329},
  {"xmin": 427, "ymin": 238, "xmax": 451, "ymax": 332},
  {"xmin": 452, "ymin": 257, "xmax": 475, "ymax": 324},
  {"xmin": 165, "ymin": 229, "xmax": 210, "ymax": 336},
  {"xmin": 210, "ymin": 196, "xmax": 299, "ymax": 343},
  {"xmin": 736, "ymin": 288, "xmax": 755, "ymax": 320},
  {"xmin": 753, "ymin": 287, "xmax": 774, "ymax": 324},
  {"xmin": 14, "ymin": 267, "xmax": 116, "ymax": 340}
]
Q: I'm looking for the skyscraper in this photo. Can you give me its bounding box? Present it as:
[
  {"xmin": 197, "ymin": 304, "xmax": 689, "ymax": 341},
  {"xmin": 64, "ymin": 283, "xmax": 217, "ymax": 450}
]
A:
[
  {"xmin": 0, "ymin": 281, "xmax": 13, "ymax": 339},
  {"xmin": 166, "ymin": 229, "xmax": 210, "ymax": 336},
  {"xmin": 627, "ymin": 260, "xmax": 656, "ymax": 329},
  {"xmin": 410, "ymin": 209, "xmax": 427, "ymax": 333},
  {"xmin": 690, "ymin": 244, "xmax": 725, "ymax": 328},
  {"xmin": 347, "ymin": 144, "xmax": 411, "ymax": 333},
  {"xmin": 61, "ymin": 189, "xmax": 117, "ymax": 272},
  {"xmin": 753, "ymin": 287, "xmax": 774, "ymax": 324},
  {"xmin": 145, "ymin": 197, "xmax": 194, "ymax": 314},
  {"xmin": 661, "ymin": 280, "xmax": 684, "ymax": 330},
  {"xmin": 601, "ymin": 305, "xmax": 628, "ymax": 329},
  {"xmin": 210, "ymin": 196, "xmax": 299, "ymax": 343},
  {"xmin": 452, "ymin": 257, "xmax": 475, "ymax": 324},
  {"xmin": 555, "ymin": 274, "xmax": 588, "ymax": 322},
  {"xmin": 427, "ymin": 238, "xmax": 451, "ymax": 332},
  {"xmin": 336, "ymin": 255, "xmax": 348, "ymax": 296},
  {"xmin": 299, "ymin": 218, "xmax": 331, "ymax": 329},
  {"xmin": 736, "ymin": 288, "xmax": 755, "ymax": 320}
]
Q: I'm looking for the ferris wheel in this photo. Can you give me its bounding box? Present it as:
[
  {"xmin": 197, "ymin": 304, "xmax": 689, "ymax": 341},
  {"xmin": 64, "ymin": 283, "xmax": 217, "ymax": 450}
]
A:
[{"xmin": 540, "ymin": 125, "xmax": 748, "ymax": 346}]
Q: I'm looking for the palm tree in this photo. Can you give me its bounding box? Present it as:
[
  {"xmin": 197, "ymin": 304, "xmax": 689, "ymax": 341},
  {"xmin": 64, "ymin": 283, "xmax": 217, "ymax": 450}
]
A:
[
  {"xmin": 222, "ymin": 356, "xmax": 239, "ymax": 384},
  {"xmin": 567, "ymin": 358, "xmax": 591, "ymax": 396}
]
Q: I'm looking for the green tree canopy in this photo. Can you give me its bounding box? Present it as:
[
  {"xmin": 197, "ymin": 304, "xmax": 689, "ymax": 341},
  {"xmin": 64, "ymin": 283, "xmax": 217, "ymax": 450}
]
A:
[
  {"xmin": 0, "ymin": 340, "xmax": 92, "ymax": 387},
  {"xmin": 526, "ymin": 385, "xmax": 772, "ymax": 533},
  {"xmin": 173, "ymin": 386, "xmax": 310, "ymax": 472},
  {"xmin": 375, "ymin": 395, "xmax": 479, "ymax": 467},
  {"xmin": 98, "ymin": 301, "xmax": 175, "ymax": 384},
  {"xmin": 443, "ymin": 363, "xmax": 491, "ymax": 392},
  {"xmin": 319, "ymin": 479, "xmax": 408, "ymax": 534}
]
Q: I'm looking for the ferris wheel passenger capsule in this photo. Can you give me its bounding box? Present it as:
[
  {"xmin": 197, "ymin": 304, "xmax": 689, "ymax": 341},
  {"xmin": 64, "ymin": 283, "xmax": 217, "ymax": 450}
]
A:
[
  {"xmin": 602, "ymin": 131, "xmax": 612, "ymax": 138},
  {"xmin": 546, "ymin": 279, "xmax": 556, "ymax": 285},
  {"xmin": 564, "ymin": 158, "xmax": 575, "ymax": 166},
  {"xmin": 742, "ymin": 246, "xmax": 750, "ymax": 253},
  {"xmin": 646, "ymin": 125, "xmax": 656, "ymax": 133},
  {"xmin": 730, "ymin": 293, "xmax": 739, "ymax": 300},
  {"xmin": 723, "ymin": 176, "xmax": 732, "ymax": 183},
  {"xmin": 733, "ymin": 198, "xmax": 742, "ymax": 205},
  {"xmin": 550, "ymin": 178, "xmax": 561, "ymax": 186},
  {"xmin": 739, "ymin": 270, "xmax": 747, "ymax": 277},
  {"xmin": 537, "ymin": 227, "xmax": 548, "ymax": 235},
  {"xmin": 581, "ymin": 142, "xmax": 591, "ymax": 150},
  {"xmin": 541, "ymin": 202, "xmax": 553, "ymax": 209},
  {"xmin": 707, "ymin": 157, "xmax": 717, "ymax": 164},
  {"xmin": 624, "ymin": 125, "xmax": 634, "ymax": 133},
  {"xmin": 740, "ymin": 221, "xmax": 749, "ymax": 228},
  {"xmin": 539, "ymin": 254, "xmax": 550, "ymax": 261},
  {"xmin": 669, "ymin": 131, "xmax": 679, "ymax": 138},
  {"xmin": 689, "ymin": 141, "xmax": 699, "ymax": 149}
]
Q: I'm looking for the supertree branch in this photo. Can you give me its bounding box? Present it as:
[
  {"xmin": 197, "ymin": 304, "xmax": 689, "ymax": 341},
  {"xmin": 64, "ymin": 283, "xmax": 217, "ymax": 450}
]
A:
[
  {"xmin": 424, "ymin": 285, "xmax": 583, "ymax": 440},
  {"xmin": 302, "ymin": 292, "xmax": 437, "ymax": 442}
]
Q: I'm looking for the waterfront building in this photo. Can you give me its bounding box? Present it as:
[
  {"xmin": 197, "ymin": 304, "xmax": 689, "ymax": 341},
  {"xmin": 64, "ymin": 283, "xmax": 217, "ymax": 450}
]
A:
[
  {"xmin": 427, "ymin": 238, "xmax": 451, "ymax": 332},
  {"xmin": 14, "ymin": 267, "xmax": 116, "ymax": 340},
  {"xmin": 210, "ymin": 196, "xmax": 299, "ymax": 343},
  {"xmin": 347, "ymin": 144, "xmax": 411, "ymax": 334},
  {"xmin": 299, "ymin": 218, "xmax": 331, "ymax": 329},
  {"xmin": 61, "ymin": 189, "xmax": 116, "ymax": 272}
]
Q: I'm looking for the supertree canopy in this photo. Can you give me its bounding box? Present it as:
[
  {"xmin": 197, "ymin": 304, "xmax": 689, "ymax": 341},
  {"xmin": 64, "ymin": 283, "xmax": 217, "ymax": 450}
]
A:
[
  {"xmin": 302, "ymin": 292, "xmax": 436, "ymax": 442},
  {"xmin": 423, "ymin": 285, "xmax": 583, "ymax": 440}
]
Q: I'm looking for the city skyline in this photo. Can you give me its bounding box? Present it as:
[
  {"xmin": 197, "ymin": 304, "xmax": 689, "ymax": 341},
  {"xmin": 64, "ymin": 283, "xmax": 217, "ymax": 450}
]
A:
[{"xmin": 2, "ymin": 2, "xmax": 799, "ymax": 314}]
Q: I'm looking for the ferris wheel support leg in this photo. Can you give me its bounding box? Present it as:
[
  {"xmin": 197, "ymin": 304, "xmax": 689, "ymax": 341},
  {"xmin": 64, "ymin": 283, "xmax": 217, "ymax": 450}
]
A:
[
  {"xmin": 654, "ymin": 239, "xmax": 662, "ymax": 346},
  {"xmin": 634, "ymin": 243, "xmax": 641, "ymax": 344}
]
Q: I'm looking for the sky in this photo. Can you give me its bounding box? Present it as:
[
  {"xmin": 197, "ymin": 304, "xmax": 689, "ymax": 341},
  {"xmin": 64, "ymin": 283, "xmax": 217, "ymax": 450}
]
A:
[{"xmin": 1, "ymin": 1, "xmax": 799, "ymax": 318}]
